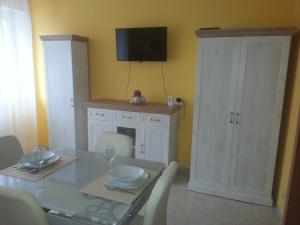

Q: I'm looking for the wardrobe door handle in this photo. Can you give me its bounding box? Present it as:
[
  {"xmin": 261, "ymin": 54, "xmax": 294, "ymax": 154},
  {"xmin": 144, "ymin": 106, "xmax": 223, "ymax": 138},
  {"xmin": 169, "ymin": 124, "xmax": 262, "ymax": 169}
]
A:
[
  {"xmin": 229, "ymin": 112, "xmax": 234, "ymax": 124},
  {"xmin": 235, "ymin": 113, "xmax": 240, "ymax": 125},
  {"xmin": 140, "ymin": 144, "xmax": 144, "ymax": 154}
]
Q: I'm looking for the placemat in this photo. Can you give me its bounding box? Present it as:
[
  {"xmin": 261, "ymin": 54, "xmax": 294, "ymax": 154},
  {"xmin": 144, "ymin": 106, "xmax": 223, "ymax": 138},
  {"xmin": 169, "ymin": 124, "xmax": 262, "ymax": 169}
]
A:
[
  {"xmin": 80, "ymin": 169, "xmax": 158, "ymax": 205},
  {"xmin": 0, "ymin": 155, "xmax": 78, "ymax": 181}
]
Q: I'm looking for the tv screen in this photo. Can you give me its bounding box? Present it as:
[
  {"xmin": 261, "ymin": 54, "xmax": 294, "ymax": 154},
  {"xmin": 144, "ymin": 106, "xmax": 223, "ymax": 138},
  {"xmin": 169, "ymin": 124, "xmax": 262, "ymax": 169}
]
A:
[{"xmin": 116, "ymin": 27, "xmax": 167, "ymax": 61}]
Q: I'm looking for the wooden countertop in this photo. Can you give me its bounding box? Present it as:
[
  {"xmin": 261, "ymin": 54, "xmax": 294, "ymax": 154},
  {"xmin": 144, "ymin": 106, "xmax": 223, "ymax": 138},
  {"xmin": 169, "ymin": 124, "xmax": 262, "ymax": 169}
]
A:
[
  {"xmin": 196, "ymin": 27, "xmax": 297, "ymax": 38},
  {"xmin": 40, "ymin": 34, "xmax": 89, "ymax": 42},
  {"xmin": 86, "ymin": 99, "xmax": 179, "ymax": 115}
]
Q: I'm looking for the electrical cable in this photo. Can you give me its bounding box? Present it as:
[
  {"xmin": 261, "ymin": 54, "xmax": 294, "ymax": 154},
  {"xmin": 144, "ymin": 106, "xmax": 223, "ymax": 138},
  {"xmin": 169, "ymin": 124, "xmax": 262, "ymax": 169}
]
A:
[
  {"xmin": 125, "ymin": 61, "xmax": 131, "ymax": 98},
  {"xmin": 161, "ymin": 62, "xmax": 168, "ymax": 98}
]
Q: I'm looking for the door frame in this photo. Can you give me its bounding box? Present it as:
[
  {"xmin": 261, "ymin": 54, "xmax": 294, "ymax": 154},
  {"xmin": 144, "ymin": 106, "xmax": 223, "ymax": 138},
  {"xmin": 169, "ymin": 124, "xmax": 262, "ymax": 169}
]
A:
[{"xmin": 282, "ymin": 105, "xmax": 300, "ymax": 225}]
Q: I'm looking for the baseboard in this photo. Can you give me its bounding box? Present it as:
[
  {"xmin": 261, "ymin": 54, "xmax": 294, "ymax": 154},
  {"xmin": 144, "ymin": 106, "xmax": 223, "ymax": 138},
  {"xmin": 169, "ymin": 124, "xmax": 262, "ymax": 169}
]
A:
[{"xmin": 187, "ymin": 182, "xmax": 273, "ymax": 206}]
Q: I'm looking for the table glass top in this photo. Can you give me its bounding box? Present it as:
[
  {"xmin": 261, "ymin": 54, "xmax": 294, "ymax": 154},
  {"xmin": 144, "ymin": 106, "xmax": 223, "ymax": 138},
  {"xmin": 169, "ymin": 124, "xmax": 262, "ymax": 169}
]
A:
[{"xmin": 0, "ymin": 149, "xmax": 164, "ymax": 225}]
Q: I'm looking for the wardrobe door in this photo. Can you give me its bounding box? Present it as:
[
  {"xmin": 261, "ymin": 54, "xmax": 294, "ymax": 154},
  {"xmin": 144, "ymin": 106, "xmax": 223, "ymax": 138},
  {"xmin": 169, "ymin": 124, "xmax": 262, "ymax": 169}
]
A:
[
  {"xmin": 43, "ymin": 41, "xmax": 76, "ymax": 149},
  {"xmin": 72, "ymin": 41, "xmax": 89, "ymax": 150},
  {"xmin": 230, "ymin": 36, "xmax": 291, "ymax": 204},
  {"xmin": 189, "ymin": 38, "xmax": 241, "ymax": 190}
]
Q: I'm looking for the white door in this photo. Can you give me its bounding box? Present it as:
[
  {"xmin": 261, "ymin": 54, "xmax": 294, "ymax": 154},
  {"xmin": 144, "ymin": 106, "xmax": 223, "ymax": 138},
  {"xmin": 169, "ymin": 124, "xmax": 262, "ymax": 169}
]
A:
[
  {"xmin": 229, "ymin": 36, "xmax": 291, "ymax": 197},
  {"xmin": 88, "ymin": 120, "xmax": 114, "ymax": 151},
  {"xmin": 140, "ymin": 126, "xmax": 169, "ymax": 164},
  {"xmin": 44, "ymin": 41, "xmax": 76, "ymax": 149},
  {"xmin": 72, "ymin": 41, "xmax": 89, "ymax": 150},
  {"xmin": 190, "ymin": 38, "xmax": 242, "ymax": 190}
]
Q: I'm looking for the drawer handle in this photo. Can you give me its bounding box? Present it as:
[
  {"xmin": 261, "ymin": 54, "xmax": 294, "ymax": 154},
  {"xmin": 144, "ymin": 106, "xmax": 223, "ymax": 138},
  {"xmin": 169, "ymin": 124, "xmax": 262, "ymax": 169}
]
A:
[
  {"xmin": 96, "ymin": 113, "xmax": 105, "ymax": 116},
  {"xmin": 141, "ymin": 144, "xmax": 144, "ymax": 154},
  {"xmin": 150, "ymin": 118, "xmax": 160, "ymax": 122},
  {"xmin": 122, "ymin": 115, "xmax": 132, "ymax": 119}
]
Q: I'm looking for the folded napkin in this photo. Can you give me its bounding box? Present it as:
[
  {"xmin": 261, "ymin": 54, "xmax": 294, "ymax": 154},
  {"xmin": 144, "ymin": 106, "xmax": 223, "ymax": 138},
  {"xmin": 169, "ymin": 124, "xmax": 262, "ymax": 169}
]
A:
[
  {"xmin": 80, "ymin": 169, "xmax": 158, "ymax": 204},
  {"xmin": 0, "ymin": 155, "xmax": 78, "ymax": 181}
]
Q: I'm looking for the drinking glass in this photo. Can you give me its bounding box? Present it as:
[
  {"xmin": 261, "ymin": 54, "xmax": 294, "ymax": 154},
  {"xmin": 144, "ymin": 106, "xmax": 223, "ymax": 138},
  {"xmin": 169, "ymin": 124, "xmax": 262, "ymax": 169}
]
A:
[
  {"xmin": 32, "ymin": 146, "xmax": 48, "ymax": 199},
  {"xmin": 32, "ymin": 146, "xmax": 48, "ymax": 171}
]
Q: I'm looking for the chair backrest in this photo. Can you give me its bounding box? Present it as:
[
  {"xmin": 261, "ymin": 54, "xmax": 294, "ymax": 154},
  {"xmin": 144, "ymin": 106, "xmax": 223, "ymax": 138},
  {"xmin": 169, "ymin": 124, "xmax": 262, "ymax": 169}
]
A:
[
  {"xmin": 0, "ymin": 135, "xmax": 24, "ymax": 170},
  {"xmin": 0, "ymin": 186, "xmax": 48, "ymax": 225},
  {"xmin": 94, "ymin": 132, "xmax": 133, "ymax": 157},
  {"xmin": 143, "ymin": 161, "xmax": 179, "ymax": 225}
]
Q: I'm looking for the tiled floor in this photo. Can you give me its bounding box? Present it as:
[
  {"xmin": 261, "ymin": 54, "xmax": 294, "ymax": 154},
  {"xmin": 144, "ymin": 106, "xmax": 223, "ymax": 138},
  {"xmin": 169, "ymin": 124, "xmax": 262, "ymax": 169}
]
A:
[{"xmin": 133, "ymin": 172, "xmax": 281, "ymax": 225}]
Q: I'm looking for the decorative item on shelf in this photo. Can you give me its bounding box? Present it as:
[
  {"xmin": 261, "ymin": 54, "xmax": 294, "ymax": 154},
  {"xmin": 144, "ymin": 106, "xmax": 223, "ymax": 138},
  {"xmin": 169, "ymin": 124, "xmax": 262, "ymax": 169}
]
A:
[{"xmin": 129, "ymin": 90, "xmax": 146, "ymax": 104}]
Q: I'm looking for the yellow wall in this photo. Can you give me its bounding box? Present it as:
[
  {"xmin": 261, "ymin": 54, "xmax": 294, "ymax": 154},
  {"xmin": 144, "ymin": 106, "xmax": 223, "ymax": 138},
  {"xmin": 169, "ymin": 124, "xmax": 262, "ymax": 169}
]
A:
[
  {"xmin": 29, "ymin": 0, "xmax": 296, "ymax": 168},
  {"xmin": 275, "ymin": 0, "xmax": 300, "ymax": 217}
]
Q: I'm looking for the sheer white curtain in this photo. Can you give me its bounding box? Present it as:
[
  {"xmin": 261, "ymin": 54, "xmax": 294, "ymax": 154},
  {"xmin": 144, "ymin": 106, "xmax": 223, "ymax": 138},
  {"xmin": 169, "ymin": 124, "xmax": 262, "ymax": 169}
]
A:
[{"xmin": 0, "ymin": 0, "xmax": 37, "ymax": 151}]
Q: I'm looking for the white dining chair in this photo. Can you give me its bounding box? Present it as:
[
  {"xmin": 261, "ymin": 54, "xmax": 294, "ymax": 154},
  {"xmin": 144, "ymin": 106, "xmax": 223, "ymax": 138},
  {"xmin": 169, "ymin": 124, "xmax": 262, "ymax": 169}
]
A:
[
  {"xmin": 0, "ymin": 135, "xmax": 24, "ymax": 170},
  {"xmin": 132, "ymin": 161, "xmax": 179, "ymax": 225},
  {"xmin": 94, "ymin": 132, "xmax": 133, "ymax": 157},
  {"xmin": 0, "ymin": 186, "xmax": 49, "ymax": 225}
]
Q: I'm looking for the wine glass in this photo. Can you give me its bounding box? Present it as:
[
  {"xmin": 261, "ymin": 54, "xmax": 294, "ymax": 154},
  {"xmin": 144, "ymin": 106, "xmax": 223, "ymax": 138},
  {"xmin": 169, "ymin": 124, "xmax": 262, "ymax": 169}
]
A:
[
  {"xmin": 32, "ymin": 146, "xmax": 48, "ymax": 172},
  {"xmin": 104, "ymin": 145, "xmax": 116, "ymax": 175},
  {"xmin": 32, "ymin": 146, "xmax": 48, "ymax": 199}
]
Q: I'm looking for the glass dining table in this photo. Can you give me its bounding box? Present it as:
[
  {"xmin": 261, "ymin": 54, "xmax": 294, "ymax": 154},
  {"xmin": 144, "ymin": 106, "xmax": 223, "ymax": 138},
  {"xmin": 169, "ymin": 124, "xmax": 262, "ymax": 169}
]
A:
[{"xmin": 0, "ymin": 148, "xmax": 165, "ymax": 225}]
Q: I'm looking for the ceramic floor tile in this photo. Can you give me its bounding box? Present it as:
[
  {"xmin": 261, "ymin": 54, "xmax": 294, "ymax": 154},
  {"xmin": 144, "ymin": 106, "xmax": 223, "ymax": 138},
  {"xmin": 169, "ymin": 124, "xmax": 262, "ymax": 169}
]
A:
[{"xmin": 131, "ymin": 172, "xmax": 280, "ymax": 225}]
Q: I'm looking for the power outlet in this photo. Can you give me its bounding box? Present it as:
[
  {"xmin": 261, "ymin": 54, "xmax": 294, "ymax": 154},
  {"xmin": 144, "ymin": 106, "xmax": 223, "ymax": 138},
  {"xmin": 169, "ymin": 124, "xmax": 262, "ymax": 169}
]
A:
[
  {"xmin": 173, "ymin": 97, "xmax": 184, "ymax": 106},
  {"xmin": 167, "ymin": 96, "xmax": 184, "ymax": 107}
]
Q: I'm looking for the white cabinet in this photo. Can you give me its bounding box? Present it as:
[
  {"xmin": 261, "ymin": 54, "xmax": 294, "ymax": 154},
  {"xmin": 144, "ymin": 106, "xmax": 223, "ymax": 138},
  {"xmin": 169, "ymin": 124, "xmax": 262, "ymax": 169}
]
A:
[
  {"xmin": 188, "ymin": 28, "xmax": 296, "ymax": 206},
  {"xmin": 88, "ymin": 120, "xmax": 114, "ymax": 151},
  {"xmin": 87, "ymin": 100, "xmax": 178, "ymax": 165},
  {"xmin": 140, "ymin": 125, "xmax": 169, "ymax": 163},
  {"xmin": 41, "ymin": 35, "xmax": 89, "ymax": 150}
]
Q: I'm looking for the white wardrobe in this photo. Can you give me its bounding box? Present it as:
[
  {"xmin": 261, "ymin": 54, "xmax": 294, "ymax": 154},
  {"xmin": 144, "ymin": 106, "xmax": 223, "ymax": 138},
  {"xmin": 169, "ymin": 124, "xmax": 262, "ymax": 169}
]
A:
[
  {"xmin": 188, "ymin": 28, "xmax": 296, "ymax": 206},
  {"xmin": 41, "ymin": 35, "xmax": 89, "ymax": 150}
]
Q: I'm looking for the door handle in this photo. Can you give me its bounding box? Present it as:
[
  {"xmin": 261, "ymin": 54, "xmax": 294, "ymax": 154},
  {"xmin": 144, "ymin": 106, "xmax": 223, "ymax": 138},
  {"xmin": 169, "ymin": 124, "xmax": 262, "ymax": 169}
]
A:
[
  {"xmin": 140, "ymin": 144, "xmax": 144, "ymax": 154},
  {"xmin": 229, "ymin": 112, "xmax": 234, "ymax": 124},
  {"xmin": 122, "ymin": 115, "xmax": 132, "ymax": 119},
  {"xmin": 235, "ymin": 113, "xmax": 240, "ymax": 125}
]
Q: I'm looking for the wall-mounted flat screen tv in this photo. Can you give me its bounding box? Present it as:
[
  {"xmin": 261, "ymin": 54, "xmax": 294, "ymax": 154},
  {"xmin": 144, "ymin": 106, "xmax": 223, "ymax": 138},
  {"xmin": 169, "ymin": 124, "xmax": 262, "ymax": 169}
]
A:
[{"xmin": 116, "ymin": 27, "xmax": 167, "ymax": 61}]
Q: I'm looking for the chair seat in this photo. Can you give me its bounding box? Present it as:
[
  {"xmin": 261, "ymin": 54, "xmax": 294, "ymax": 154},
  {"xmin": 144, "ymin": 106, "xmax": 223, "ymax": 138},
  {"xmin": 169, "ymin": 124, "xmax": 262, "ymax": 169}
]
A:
[
  {"xmin": 0, "ymin": 135, "xmax": 24, "ymax": 170},
  {"xmin": 130, "ymin": 215, "xmax": 144, "ymax": 225},
  {"xmin": 130, "ymin": 161, "xmax": 179, "ymax": 225},
  {"xmin": 94, "ymin": 132, "xmax": 133, "ymax": 157},
  {"xmin": 0, "ymin": 187, "xmax": 48, "ymax": 225}
]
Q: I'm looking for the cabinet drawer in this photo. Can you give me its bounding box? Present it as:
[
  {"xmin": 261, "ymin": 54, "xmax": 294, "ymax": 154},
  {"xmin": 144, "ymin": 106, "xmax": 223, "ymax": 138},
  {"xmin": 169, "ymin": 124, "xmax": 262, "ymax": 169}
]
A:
[
  {"xmin": 143, "ymin": 113, "xmax": 169, "ymax": 127},
  {"xmin": 88, "ymin": 108, "xmax": 114, "ymax": 121},
  {"xmin": 116, "ymin": 111, "xmax": 140, "ymax": 123}
]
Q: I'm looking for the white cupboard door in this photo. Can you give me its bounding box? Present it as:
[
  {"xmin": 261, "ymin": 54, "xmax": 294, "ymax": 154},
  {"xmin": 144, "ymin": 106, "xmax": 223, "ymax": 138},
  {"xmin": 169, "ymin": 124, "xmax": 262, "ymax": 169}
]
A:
[
  {"xmin": 190, "ymin": 38, "xmax": 242, "ymax": 190},
  {"xmin": 230, "ymin": 37, "xmax": 291, "ymax": 197},
  {"xmin": 88, "ymin": 120, "xmax": 114, "ymax": 151},
  {"xmin": 72, "ymin": 41, "xmax": 89, "ymax": 150},
  {"xmin": 44, "ymin": 41, "xmax": 76, "ymax": 149},
  {"xmin": 141, "ymin": 126, "xmax": 169, "ymax": 164}
]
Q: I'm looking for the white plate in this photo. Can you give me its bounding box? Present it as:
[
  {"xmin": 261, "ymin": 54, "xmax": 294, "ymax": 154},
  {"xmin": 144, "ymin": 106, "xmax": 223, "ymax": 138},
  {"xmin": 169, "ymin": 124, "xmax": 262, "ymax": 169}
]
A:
[
  {"xmin": 20, "ymin": 151, "xmax": 56, "ymax": 164},
  {"xmin": 108, "ymin": 165, "xmax": 145, "ymax": 183},
  {"xmin": 106, "ymin": 173, "xmax": 149, "ymax": 189},
  {"xmin": 20, "ymin": 154, "xmax": 60, "ymax": 169}
]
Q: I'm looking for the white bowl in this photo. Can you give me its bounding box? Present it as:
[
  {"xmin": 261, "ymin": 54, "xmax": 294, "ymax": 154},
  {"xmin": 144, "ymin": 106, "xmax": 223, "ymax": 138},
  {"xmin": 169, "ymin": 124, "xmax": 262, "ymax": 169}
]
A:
[
  {"xmin": 19, "ymin": 151, "xmax": 59, "ymax": 169},
  {"xmin": 106, "ymin": 173, "xmax": 149, "ymax": 189},
  {"xmin": 108, "ymin": 165, "xmax": 145, "ymax": 183}
]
